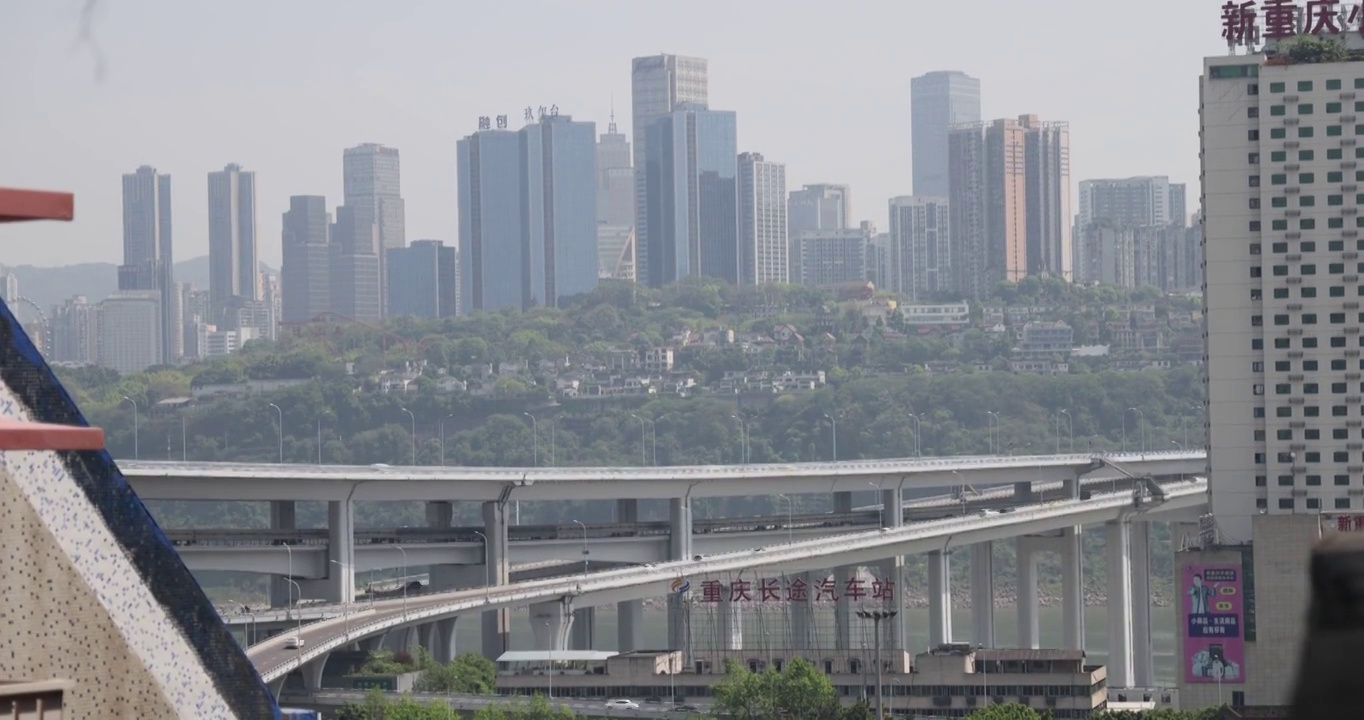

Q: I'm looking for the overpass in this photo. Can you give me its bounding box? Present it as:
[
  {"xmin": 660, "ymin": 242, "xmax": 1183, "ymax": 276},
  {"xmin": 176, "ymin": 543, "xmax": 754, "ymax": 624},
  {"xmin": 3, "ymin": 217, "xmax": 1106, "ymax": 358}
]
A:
[{"xmin": 249, "ymin": 478, "xmax": 1207, "ymax": 696}]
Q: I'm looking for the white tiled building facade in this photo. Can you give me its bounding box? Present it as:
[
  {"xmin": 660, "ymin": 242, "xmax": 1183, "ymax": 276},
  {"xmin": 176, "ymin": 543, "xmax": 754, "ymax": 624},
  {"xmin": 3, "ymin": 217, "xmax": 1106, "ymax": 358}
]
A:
[{"xmin": 1202, "ymin": 51, "xmax": 1364, "ymax": 542}]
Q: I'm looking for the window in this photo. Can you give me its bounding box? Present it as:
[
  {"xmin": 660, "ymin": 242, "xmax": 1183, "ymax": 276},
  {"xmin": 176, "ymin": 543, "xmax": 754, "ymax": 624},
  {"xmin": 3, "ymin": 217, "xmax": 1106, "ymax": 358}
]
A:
[
  {"xmin": 1273, "ymin": 241, "xmax": 1289, "ymax": 253},
  {"xmin": 1303, "ymin": 241, "xmax": 1317, "ymax": 252},
  {"xmin": 1335, "ymin": 382, "xmax": 1349, "ymax": 393},
  {"xmin": 1271, "ymin": 150, "xmax": 1287, "ymax": 162},
  {"xmin": 1336, "ymin": 428, "xmax": 1350, "ymax": 439},
  {"xmin": 1250, "ymin": 152, "xmax": 1262, "ymax": 164},
  {"xmin": 1301, "ymin": 149, "xmax": 1317, "ymax": 161},
  {"xmin": 1252, "ymin": 314, "xmax": 1264, "ymax": 327},
  {"xmin": 1274, "ymin": 266, "xmax": 1290, "ymax": 277},
  {"xmin": 1275, "ymin": 314, "xmax": 1290, "ymax": 325},
  {"xmin": 1251, "ymin": 175, "xmax": 1262, "ymax": 187},
  {"xmin": 1336, "ymin": 359, "xmax": 1350, "ymax": 370},
  {"xmin": 1308, "ymin": 498, "xmax": 1322, "ymax": 510},
  {"xmin": 1302, "ymin": 219, "xmax": 1317, "ymax": 229},
  {"xmin": 1258, "ymin": 498, "xmax": 1269, "ymax": 510},
  {"xmin": 1338, "ymin": 451, "xmax": 1352, "ymax": 462},
  {"xmin": 1331, "ymin": 336, "xmax": 1345, "ymax": 347},
  {"xmin": 1334, "ymin": 313, "xmax": 1348, "ymax": 323},
  {"xmin": 1307, "ymin": 406, "xmax": 1322, "ymax": 417},
  {"xmin": 1273, "ymin": 219, "xmax": 1289, "ymax": 230},
  {"xmin": 1308, "ymin": 429, "xmax": 1322, "ymax": 440},
  {"xmin": 1305, "ymin": 336, "xmax": 1320, "ymax": 347},
  {"xmin": 1272, "ymin": 127, "xmax": 1287, "ymax": 139},
  {"xmin": 1300, "ymin": 103, "xmax": 1316, "ymax": 114},
  {"xmin": 1274, "ymin": 288, "xmax": 1290, "ymax": 298},
  {"xmin": 1277, "ymin": 406, "xmax": 1292, "ymax": 417},
  {"xmin": 1277, "ymin": 473, "xmax": 1293, "ymax": 484},
  {"xmin": 1275, "ymin": 337, "xmax": 1291, "ymax": 348},
  {"xmin": 1272, "ymin": 174, "xmax": 1288, "ymax": 185},
  {"xmin": 1273, "ymin": 360, "xmax": 1288, "ymax": 371},
  {"xmin": 1303, "ymin": 263, "xmax": 1318, "ymax": 274},
  {"xmin": 1331, "ymin": 194, "xmax": 1346, "ymax": 206},
  {"xmin": 1308, "ymin": 474, "xmax": 1323, "ymax": 485},
  {"xmin": 1302, "ymin": 196, "xmax": 1317, "ymax": 207},
  {"xmin": 1300, "ymin": 173, "xmax": 1315, "ymax": 184},
  {"xmin": 1332, "ymin": 263, "xmax": 1347, "ymax": 273},
  {"xmin": 1271, "ymin": 81, "xmax": 1286, "ymax": 92},
  {"xmin": 1251, "ymin": 128, "xmax": 1262, "ymax": 141},
  {"xmin": 1280, "ymin": 498, "xmax": 1296, "ymax": 510},
  {"xmin": 1252, "ymin": 266, "xmax": 1262, "ymax": 278},
  {"xmin": 1300, "ymin": 80, "xmax": 1315, "ymax": 91},
  {"xmin": 1329, "ymin": 79, "xmax": 1343, "ymax": 90},
  {"xmin": 1256, "ymin": 452, "xmax": 1266, "ymax": 464},
  {"xmin": 1276, "ymin": 383, "xmax": 1292, "ymax": 394},
  {"xmin": 1302, "ymin": 126, "xmax": 1317, "ymax": 138},
  {"xmin": 1251, "ymin": 197, "xmax": 1263, "ymax": 210},
  {"xmin": 1305, "ymin": 285, "xmax": 1319, "ymax": 297},
  {"xmin": 1328, "ymin": 102, "xmax": 1343, "ymax": 113},
  {"xmin": 1307, "ymin": 382, "xmax": 1321, "ymax": 393},
  {"xmin": 1332, "ymin": 286, "xmax": 1347, "ymax": 296},
  {"xmin": 1330, "ymin": 171, "xmax": 1345, "ymax": 182},
  {"xmin": 1330, "ymin": 148, "xmax": 1344, "ymax": 159},
  {"xmin": 1309, "ymin": 451, "xmax": 1323, "ymax": 462},
  {"xmin": 1271, "ymin": 105, "xmax": 1286, "ymax": 116},
  {"xmin": 1304, "ymin": 313, "xmax": 1319, "ymax": 324},
  {"xmin": 1338, "ymin": 498, "xmax": 1352, "ymax": 509},
  {"xmin": 1250, "ymin": 220, "xmax": 1262, "ymax": 231},
  {"xmin": 1278, "ymin": 429, "xmax": 1294, "ymax": 440},
  {"xmin": 1332, "ymin": 217, "xmax": 1346, "ymax": 228},
  {"xmin": 1331, "ymin": 240, "xmax": 1345, "ymax": 251},
  {"xmin": 1273, "ymin": 196, "xmax": 1288, "ymax": 207},
  {"xmin": 1329, "ymin": 124, "xmax": 1345, "ymax": 136}
]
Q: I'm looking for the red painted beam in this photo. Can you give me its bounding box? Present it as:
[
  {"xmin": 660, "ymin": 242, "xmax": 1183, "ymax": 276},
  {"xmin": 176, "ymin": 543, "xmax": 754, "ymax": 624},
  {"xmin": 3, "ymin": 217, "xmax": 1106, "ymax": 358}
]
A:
[
  {"xmin": 0, "ymin": 187, "xmax": 75, "ymax": 224},
  {"xmin": 0, "ymin": 418, "xmax": 104, "ymax": 451}
]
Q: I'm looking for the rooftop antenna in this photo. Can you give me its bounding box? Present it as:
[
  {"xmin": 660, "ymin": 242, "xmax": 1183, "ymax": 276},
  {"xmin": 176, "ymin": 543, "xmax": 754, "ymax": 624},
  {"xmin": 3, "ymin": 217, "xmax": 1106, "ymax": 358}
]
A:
[{"xmin": 609, "ymin": 95, "xmax": 617, "ymax": 134}]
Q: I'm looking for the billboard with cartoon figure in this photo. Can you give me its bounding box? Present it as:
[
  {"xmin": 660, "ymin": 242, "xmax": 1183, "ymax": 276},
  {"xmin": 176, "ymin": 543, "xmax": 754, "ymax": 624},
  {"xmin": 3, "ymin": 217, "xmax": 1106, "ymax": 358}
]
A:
[{"xmin": 1183, "ymin": 565, "xmax": 1245, "ymax": 684}]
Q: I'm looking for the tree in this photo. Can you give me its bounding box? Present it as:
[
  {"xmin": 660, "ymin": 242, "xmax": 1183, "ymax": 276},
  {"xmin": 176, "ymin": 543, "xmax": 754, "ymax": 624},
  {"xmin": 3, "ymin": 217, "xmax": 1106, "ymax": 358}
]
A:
[
  {"xmin": 1093, "ymin": 710, "xmax": 1223, "ymax": 720},
  {"xmin": 964, "ymin": 703, "xmax": 1050, "ymax": 720},
  {"xmin": 711, "ymin": 658, "xmax": 842, "ymax": 720},
  {"xmin": 415, "ymin": 651, "xmax": 496, "ymax": 694},
  {"xmin": 1284, "ymin": 34, "xmax": 1350, "ymax": 64}
]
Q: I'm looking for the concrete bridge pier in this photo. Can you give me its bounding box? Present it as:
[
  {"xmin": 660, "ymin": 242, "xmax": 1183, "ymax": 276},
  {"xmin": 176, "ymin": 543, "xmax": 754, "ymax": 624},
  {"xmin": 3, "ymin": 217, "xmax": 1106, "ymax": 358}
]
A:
[
  {"xmin": 358, "ymin": 635, "xmax": 384, "ymax": 653},
  {"xmin": 1061, "ymin": 527, "xmax": 1085, "ymax": 650},
  {"xmin": 1016, "ymin": 537, "xmax": 1041, "ymax": 649},
  {"xmin": 419, "ymin": 618, "xmax": 459, "ymax": 664},
  {"xmin": 571, "ymin": 608, "xmax": 596, "ymax": 650},
  {"xmin": 879, "ymin": 488, "xmax": 907, "ymax": 650},
  {"xmin": 1014, "ymin": 481, "xmax": 1034, "ymax": 504},
  {"xmin": 269, "ymin": 500, "xmax": 296, "ymax": 608},
  {"xmin": 482, "ymin": 499, "xmax": 511, "ymax": 660},
  {"xmin": 615, "ymin": 499, "xmax": 645, "ymax": 652},
  {"xmin": 1105, "ymin": 520, "xmax": 1135, "ymax": 689},
  {"xmin": 385, "ymin": 624, "xmax": 419, "ymax": 654},
  {"xmin": 928, "ymin": 550, "xmax": 952, "ymax": 647},
  {"xmin": 426, "ymin": 500, "xmax": 454, "ymax": 528},
  {"xmin": 326, "ymin": 499, "xmax": 355, "ymax": 603},
  {"xmin": 530, "ymin": 600, "xmax": 574, "ymax": 651},
  {"xmin": 267, "ymin": 676, "xmax": 286, "ymax": 698},
  {"xmin": 969, "ymin": 542, "xmax": 995, "ymax": 647},
  {"xmin": 787, "ymin": 570, "xmax": 817, "ymax": 649},
  {"xmin": 668, "ymin": 497, "xmax": 693, "ymax": 660},
  {"xmin": 1129, "ymin": 521, "xmax": 1154, "ymax": 687},
  {"xmin": 833, "ymin": 492, "xmax": 854, "ymax": 651},
  {"xmin": 301, "ymin": 657, "xmax": 328, "ymax": 691}
]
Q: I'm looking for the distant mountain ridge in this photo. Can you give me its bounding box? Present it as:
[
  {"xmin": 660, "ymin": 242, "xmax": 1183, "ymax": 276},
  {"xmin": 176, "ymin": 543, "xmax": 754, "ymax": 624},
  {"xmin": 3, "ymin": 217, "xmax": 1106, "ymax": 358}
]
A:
[{"xmin": 6, "ymin": 257, "xmax": 275, "ymax": 313}]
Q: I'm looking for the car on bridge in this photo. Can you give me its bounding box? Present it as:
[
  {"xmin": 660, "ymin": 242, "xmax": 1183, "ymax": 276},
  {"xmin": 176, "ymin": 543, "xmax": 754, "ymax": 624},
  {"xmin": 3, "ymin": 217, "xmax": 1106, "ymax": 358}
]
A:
[
  {"xmin": 283, "ymin": 635, "xmax": 304, "ymax": 650},
  {"xmin": 605, "ymin": 699, "xmax": 640, "ymax": 710}
]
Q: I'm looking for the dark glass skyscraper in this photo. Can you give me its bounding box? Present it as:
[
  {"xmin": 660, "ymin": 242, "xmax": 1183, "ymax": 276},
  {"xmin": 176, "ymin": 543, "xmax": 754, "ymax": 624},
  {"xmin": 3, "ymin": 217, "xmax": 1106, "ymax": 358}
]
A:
[
  {"xmin": 280, "ymin": 195, "xmax": 330, "ymax": 323},
  {"xmin": 644, "ymin": 104, "xmax": 738, "ymax": 287},
  {"xmin": 119, "ymin": 165, "xmax": 175, "ymax": 362},
  {"xmin": 386, "ymin": 240, "xmax": 457, "ymax": 318},
  {"xmin": 458, "ymin": 129, "xmax": 525, "ymax": 314}
]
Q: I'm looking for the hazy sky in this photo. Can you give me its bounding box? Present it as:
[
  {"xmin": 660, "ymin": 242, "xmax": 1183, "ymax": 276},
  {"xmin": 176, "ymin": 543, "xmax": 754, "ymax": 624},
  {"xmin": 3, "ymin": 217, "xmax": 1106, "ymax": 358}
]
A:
[{"xmin": 1, "ymin": 0, "xmax": 1232, "ymax": 269}]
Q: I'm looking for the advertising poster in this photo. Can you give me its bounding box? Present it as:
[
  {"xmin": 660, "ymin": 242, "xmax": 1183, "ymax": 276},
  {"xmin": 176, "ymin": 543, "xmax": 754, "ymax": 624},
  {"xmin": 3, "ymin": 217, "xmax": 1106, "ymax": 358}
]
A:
[{"xmin": 1183, "ymin": 565, "xmax": 1245, "ymax": 684}]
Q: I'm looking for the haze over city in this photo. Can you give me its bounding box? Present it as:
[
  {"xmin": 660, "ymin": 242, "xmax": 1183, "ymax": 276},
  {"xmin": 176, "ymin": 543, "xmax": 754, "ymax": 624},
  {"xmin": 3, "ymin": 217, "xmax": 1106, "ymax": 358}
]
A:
[{"xmin": 2, "ymin": 0, "xmax": 1227, "ymax": 268}]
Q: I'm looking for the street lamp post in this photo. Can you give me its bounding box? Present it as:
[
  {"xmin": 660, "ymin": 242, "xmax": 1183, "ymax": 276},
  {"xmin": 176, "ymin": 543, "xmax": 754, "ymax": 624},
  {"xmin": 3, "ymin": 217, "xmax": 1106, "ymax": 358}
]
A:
[
  {"xmin": 629, "ymin": 414, "xmax": 647, "ymax": 465},
  {"xmin": 823, "ymin": 413, "xmax": 838, "ymax": 461},
  {"xmin": 472, "ymin": 531, "xmax": 492, "ymax": 601},
  {"xmin": 572, "ymin": 520, "xmax": 589, "ymax": 575},
  {"xmin": 523, "ymin": 412, "xmax": 538, "ymax": 466},
  {"xmin": 400, "ymin": 408, "xmax": 416, "ymax": 465},
  {"xmin": 121, "ymin": 396, "xmax": 139, "ymax": 459},
  {"xmin": 281, "ymin": 542, "xmax": 294, "ymax": 620},
  {"xmin": 317, "ymin": 418, "xmax": 323, "ymax": 464},
  {"xmin": 440, "ymin": 413, "xmax": 456, "ymax": 466},
  {"xmin": 286, "ymin": 578, "xmax": 304, "ymax": 648},
  {"xmin": 856, "ymin": 609, "xmax": 898, "ymax": 720},
  {"xmin": 986, "ymin": 411, "xmax": 1001, "ymax": 455},
  {"xmin": 268, "ymin": 403, "xmax": 283, "ymax": 463},
  {"xmin": 868, "ymin": 481, "xmax": 885, "ymax": 527},
  {"xmin": 546, "ymin": 620, "xmax": 554, "ymax": 700},
  {"xmin": 391, "ymin": 544, "xmax": 409, "ymax": 616},
  {"xmin": 775, "ymin": 494, "xmax": 794, "ymax": 544},
  {"xmin": 180, "ymin": 415, "xmax": 187, "ymax": 461},
  {"xmin": 329, "ymin": 559, "xmax": 352, "ymax": 635},
  {"xmin": 907, "ymin": 413, "xmax": 922, "ymax": 457},
  {"xmin": 731, "ymin": 414, "xmax": 749, "ymax": 464},
  {"xmin": 1060, "ymin": 409, "xmax": 1073, "ymax": 452}
]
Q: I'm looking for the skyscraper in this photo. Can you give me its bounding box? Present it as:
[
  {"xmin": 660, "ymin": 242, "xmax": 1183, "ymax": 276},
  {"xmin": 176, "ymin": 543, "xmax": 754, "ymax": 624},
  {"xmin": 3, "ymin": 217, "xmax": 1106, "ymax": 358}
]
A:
[
  {"xmin": 632, "ymin": 54, "xmax": 709, "ymax": 283},
  {"xmin": 329, "ymin": 205, "xmax": 382, "ymax": 323},
  {"xmin": 521, "ymin": 114, "xmax": 600, "ymax": 307},
  {"xmin": 1019, "ymin": 115, "xmax": 1072, "ymax": 280},
  {"xmin": 386, "ymin": 240, "xmax": 458, "ymax": 318},
  {"xmin": 343, "ymin": 143, "xmax": 405, "ymax": 314},
  {"xmin": 50, "ymin": 295, "xmax": 100, "ymax": 365},
  {"xmin": 280, "ymin": 195, "xmax": 331, "ymax": 323},
  {"xmin": 119, "ymin": 165, "xmax": 175, "ymax": 363},
  {"xmin": 1168, "ymin": 183, "xmax": 1188, "ymax": 228},
  {"xmin": 1077, "ymin": 176, "xmax": 1175, "ymax": 230},
  {"xmin": 792, "ymin": 228, "xmax": 870, "ymax": 288},
  {"xmin": 948, "ymin": 118, "xmax": 1027, "ymax": 299},
  {"xmin": 643, "ymin": 104, "xmax": 739, "ymax": 287},
  {"xmin": 206, "ymin": 164, "xmax": 259, "ymax": 321},
  {"xmin": 911, "ymin": 71, "xmax": 982, "ymax": 197},
  {"xmin": 98, "ymin": 291, "xmax": 162, "ymax": 375},
  {"xmin": 738, "ymin": 153, "xmax": 788, "ymax": 285},
  {"xmin": 788, "ymin": 184, "xmax": 852, "ymax": 235},
  {"xmin": 887, "ymin": 196, "xmax": 952, "ymax": 300},
  {"xmin": 597, "ymin": 113, "xmax": 634, "ymax": 228},
  {"xmin": 458, "ymin": 128, "xmax": 524, "ymax": 313}
]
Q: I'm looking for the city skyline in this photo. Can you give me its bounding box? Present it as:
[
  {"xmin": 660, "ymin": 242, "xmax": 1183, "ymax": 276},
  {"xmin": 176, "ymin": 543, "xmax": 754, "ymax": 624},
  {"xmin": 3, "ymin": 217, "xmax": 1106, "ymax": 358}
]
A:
[{"xmin": 2, "ymin": 0, "xmax": 1219, "ymax": 269}]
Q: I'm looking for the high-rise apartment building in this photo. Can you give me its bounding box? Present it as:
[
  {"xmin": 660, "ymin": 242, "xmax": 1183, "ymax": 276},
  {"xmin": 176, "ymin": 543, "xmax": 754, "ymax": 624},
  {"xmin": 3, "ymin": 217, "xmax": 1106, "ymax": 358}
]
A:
[
  {"xmin": 911, "ymin": 71, "xmax": 982, "ymax": 197},
  {"xmin": 329, "ymin": 205, "xmax": 382, "ymax": 323},
  {"xmin": 887, "ymin": 196, "xmax": 952, "ymax": 300},
  {"xmin": 281, "ymin": 195, "xmax": 331, "ymax": 324},
  {"xmin": 1075, "ymin": 223, "xmax": 1135, "ymax": 287},
  {"xmin": 207, "ymin": 164, "xmax": 259, "ymax": 323},
  {"xmin": 643, "ymin": 104, "xmax": 738, "ymax": 287},
  {"xmin": 948, "ymin": 118, "xmax": 1027, "ymax": 299},
  {"xmin": 343, "ymin": 143, "xmax": 405, "ymax": 315},
  {"xmin": 1077, "ymin": 176, "xmax": 1176, "ymax": 230},
  {"xmin": 386, "ymin": 240, "xmax": 457, "ymax": 318},
  {"xmin": 1169, "ymin": 183, "xmax": 1189, "ymax": 227},
  {"xmin": 792, "ymin": 228, "xmax": 870, "ymax": 288},
  {"xmin": 522, "ymin": 115, "xmax": 600, "ymax": 307},
  {"xmin": 788, "ymin": 184, "xmax": 852, "ymax": 235},
  {"xmin": 97, "ymin": 291, "xmax": 161, "ymax": 375},
  {"xmin": 1019, "ymin": 115, "xmax": 1072, "ymax": 280},
  {"xmin": 597, "ymin": 114, "xmax": 634, "ymax": 228},
  {"xmin": 50, "ymin": 296, "xmax": 99, "ymax": 365},
  {"xmin": 632, "ymin": 54, "xmax": 708, "ymax": 283},
  {"xmin": 119, "ymin": 165, "xmax": 176, "ymax": 363},
  {"xmin": 738, "ymin": 153, "xmax": 788, "ymax": 285},
  {"xmin": 457, "ymin": 129, "xmax": 523, "ymax": 313}
]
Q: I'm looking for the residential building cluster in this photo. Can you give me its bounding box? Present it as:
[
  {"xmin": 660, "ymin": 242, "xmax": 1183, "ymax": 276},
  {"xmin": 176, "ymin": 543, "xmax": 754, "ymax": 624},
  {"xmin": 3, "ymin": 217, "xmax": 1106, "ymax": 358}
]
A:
[{"xmin": 44, "ymin": 54, "xmax": 1198, "ymax": 376}]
